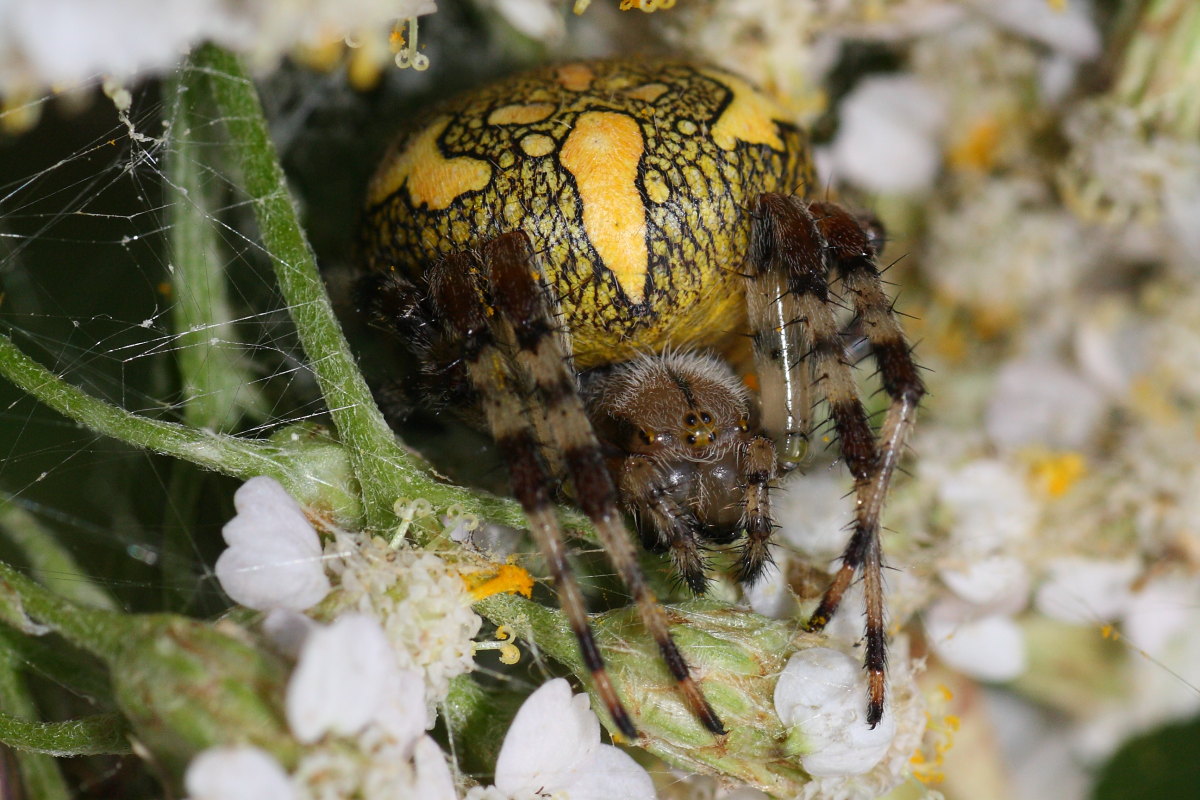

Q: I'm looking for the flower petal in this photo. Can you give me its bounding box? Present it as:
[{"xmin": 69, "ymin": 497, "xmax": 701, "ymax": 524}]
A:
[
  {"xmin": 493, "ymin": 679, "xmax": 599, "ymax": 796},
  {"xmin": 559, "ymin": 742, "xmax": 656, "ymax": 800},
  {"xmin": 216, "ymin": 477, "xmax": 330, "ymax": 611},
  {"xmin": 287, "ymin": 614, "xmax": 400, "ymax": 744},
  {"xmin": 413, "ymin": 735, "xmax": 460, "ymax": 800},
  {"xmin": 774, "ymin": 648, "xmax": 896, "ymax": 777},
  {"xmin": 925, "ymin": 599, "xmax": 1027, "ymax": 682},
  {"xmin": 185, "ymin": 746, "xmax": 295, "ymax": 800}
]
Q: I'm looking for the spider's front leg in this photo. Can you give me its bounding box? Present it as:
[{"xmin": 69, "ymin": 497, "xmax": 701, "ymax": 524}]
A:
[
  {"xmin": 747, "ymin": 193, "xmax": 922, "ymax": 728},
  {"xmin": 436, "ymin": 231, "xmax": 725, "ymax": 738}
]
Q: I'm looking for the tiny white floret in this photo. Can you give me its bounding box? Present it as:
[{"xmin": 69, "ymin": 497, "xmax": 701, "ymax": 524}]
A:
[
  {"xmin": 1034, "ymin": 557, "xmax": 1139, "ymax": 625},
  {"xmin": 827, "ymin": 75, "xmax": 945, "ymax": 194},
  {"xmin": 940, "ymin": 554, "xmax": 1031, "ymax": 613},
  {"xmin": 924, "ymin": 599, "xmax": 1027, "ymax": 682},
  {"xmin": 185, "ymin": 746, "xmax": 295, "ymax": 800},
  {"xmin": 774, "ymin": 648, "xmax": 896, "ymax": 777},
  {"xmin": 491, "ymin": 678, "xmax": 655, "ymax": 800},
  {"xmin": 286, "ymin": 613, "xmax": 427, "ymax": 750},
  {"xmin": 412, "ymin": 734, "xmax": 461, "ymax": 800},
  {"xmin": 215, "ymin": 476, "xmax": 330, "ymax": 611}
]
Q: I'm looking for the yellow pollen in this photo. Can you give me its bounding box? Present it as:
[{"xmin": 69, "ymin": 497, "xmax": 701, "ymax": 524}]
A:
[
  {"xmin": 1026, "ymin": 450, "xmax": 1087, "ymax": 498},
  {"xmin": 463, "ymin": 563, "xmax": 535, "ymax": 601},
  {"xmin": 368, "ymin": 117, "xmax": 492, "ymax": 208},
  {"xmin": 949, "ymin": 116, "xmax": 1002, "ymax": 172},
  {"xmin": 560, "ymin": 111, "xmax": 648, "ymax": 302}
]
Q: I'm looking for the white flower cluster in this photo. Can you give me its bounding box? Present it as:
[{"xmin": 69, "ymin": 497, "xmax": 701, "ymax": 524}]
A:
[
  {"xmin": 0, "ymin": 0, "xmax": 437, "ymax": 96},
  {"xmin": 207, "ymin": 477, "xmax": 657, "ymax": 800},
  {"xmin": 321, "ymin": 526, "xmax": 484, "ymax": 706}
]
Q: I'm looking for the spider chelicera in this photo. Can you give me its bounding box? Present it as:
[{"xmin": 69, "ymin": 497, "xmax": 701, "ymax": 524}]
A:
[{"xmin": 358, "ymin": 58, "xmax": 924, "ymax": 738}]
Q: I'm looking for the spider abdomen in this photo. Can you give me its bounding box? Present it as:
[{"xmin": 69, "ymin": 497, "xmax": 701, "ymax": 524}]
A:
[{"xmin": 363, "ymin": 59, "xmax": 812, "ymax": 369}]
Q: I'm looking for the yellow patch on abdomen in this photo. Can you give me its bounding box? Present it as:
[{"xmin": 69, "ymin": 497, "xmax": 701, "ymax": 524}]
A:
[
  {"xmin": 701, "ymin": 70, "xmax": 786, "ymax": 152},
  {"xmin": 560, "ymin": 111, "xmax": 648, "ymax": 303},
  {"xmin": 368, "ymin": 117, "xmax": 492, "ymax": 209},
  {"xmin": 488, "ymin": 103, "xmax": 556, "ymax": 126}
]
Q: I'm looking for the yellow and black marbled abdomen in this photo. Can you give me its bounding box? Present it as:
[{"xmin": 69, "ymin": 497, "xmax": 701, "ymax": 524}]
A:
[{"xmin": 362, "ymin": 59, "xmax": 812, "ymax": 369}]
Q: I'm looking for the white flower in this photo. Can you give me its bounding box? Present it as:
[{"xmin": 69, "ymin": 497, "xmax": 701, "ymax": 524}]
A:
[
  {"xmin": 923, "ymin": 598, "xmax": 1027, "ymax": 682},
  {"xmin": 323, "ymin": 532, "xmax": 482, "ymax": 707},
  {"xmin": 1, "ymin": 0, "xmax": 439, "ymax": 94},
  {"xmin": 774, "ymin": 648, "xmax": 897, "ymax": 778},
  {"xmin": 939, "ymin": 554, "xmax": 1030, "ymax": 613},
  {"xmin": 774, "ymin": 470, "xmax": 853, "ymax": 561},
  {"xmin": 967, "ymin": 0, "xmax": 1101, "ymax": 61},
  {"xmin": 412, "ymin": 735, "xmax": 460, "ymax": 800},
  {"xmin": 936, "ymin": 459, "xmax": 1036, "ymax": 557},
  {"xmin": 185, "ymin": 746, "xmax": 295, "ymax": 800},
  {"xmin": 215, "ymin": 476, "xmax": 331, "ymax": 611},
  {"xmin": 1033, "ymin": 557, "xmax": 1139, "ymax": 625},
  {"xmin": 286, "ymin": 613, "xmax": 428, "ymax": 750},
  {"xmin": 826, "ymin": 74, "xmax": 945, "ymax": 194},
  {"xmin": 985, "ymin": 357, "xmax": 1106, "ymax": 451},
  {"xmin": 479, "ymin": 678, "xmax": 655, "ymax": 800},
  {"xmin": 742, "ymin": 561, "xmax": 796, "ymax": 620}
]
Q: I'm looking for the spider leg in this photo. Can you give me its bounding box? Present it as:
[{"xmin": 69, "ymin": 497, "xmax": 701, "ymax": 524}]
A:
[
  {"xmin": 617, "ymin": 455, "xmax": 710, "ymax": 595},
  {"xmin": 746, "ymin": 213, "xmax": 813, "ymax": 473},
  {"xmin": 429, "ymin": 249, "xmax": 637, "ymax": 739},
  {"xmin": 734, "ymin": 434, "xmax": 778, "ymax": 584},
  {"xmin": 480, "ymin": 231, "xmax": 726, "ymax": 737},
  {"xmin": 749, "ymin": 193, "xmax": 889, "ymax": 725},
  {"xmin": 807, "ymin": 202, "xmax": 925, "ymax": 726}
]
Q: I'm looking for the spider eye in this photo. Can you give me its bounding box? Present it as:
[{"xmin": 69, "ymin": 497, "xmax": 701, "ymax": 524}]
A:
[
  {"xmin": 685, "ymin": 413, "xmax": 698, "ymax": 426},
  {"xmin": 700, "ymin": 412, "xmax": 712, "ymax": 424},
  {"xmin": 686, "ymin": 434, "xmax": 697, "ymax": 444}
]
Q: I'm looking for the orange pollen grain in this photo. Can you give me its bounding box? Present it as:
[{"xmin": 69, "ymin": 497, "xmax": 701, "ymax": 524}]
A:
[{"xmin": 463, "ymin": 564, "xmax": 535, "ymax": 601}]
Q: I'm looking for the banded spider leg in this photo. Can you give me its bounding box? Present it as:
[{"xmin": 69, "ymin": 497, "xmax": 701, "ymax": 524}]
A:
[
  {"xmin": 746, "ymin": 194, "xmax": 925, "ymax": 727},
  {"xmin": 432, "ymin": 231, "xmax": 725, "ymax": 739}
]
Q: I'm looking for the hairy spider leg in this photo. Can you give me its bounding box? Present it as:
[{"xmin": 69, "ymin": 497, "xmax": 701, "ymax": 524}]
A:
[
  {"xmin": 617, "ymin": 455, "xmax": 712, "ymax": 594},
  {"xmin": 748, "ymin": 193, "xmax": 890, "ymax": 726},
  {"xmin": 746, "ymin": 213, "xmax": 814, "ymax": 474},
  {"xmin": 428, "ymin": 249, "xmax": 638, "ymax": 739},
  {"xmin": 732, "ymin": 435, "xmax": 778, "ymax": 584},
  {"xmin": 807, "ymin": 202, "xmax": 926, "ymax": 727},
  {"xmin": 477, "ymin": 232, "xmax": 726, "ymax": 737}
]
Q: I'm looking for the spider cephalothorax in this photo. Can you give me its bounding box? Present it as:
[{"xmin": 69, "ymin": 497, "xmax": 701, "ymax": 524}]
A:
[{"xmin": 359, "ymin": 59, "xmax": 924, "ymax": 738}]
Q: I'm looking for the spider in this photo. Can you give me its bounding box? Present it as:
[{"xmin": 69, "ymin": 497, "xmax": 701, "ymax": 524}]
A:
[{"xmin": 358, "ymin": 59, "xmax": 923, "ymax": 739}]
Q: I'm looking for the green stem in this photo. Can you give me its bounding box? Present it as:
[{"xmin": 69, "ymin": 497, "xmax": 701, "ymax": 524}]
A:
[
  {"xmin": 0, "ymin": 711, "xmax": 130, "ymax": 758},
  {"xmin": 0, "ymin": 558, "xmax": 128, "ymax": 663},
  {"xmin": 166, "ymin": 64, "xmax": 268, "ymax": 433},
  {"xmin": 0, "ymin": 627, "xmax": 112, "ymax": 704},
  {"xmin": 0, "ymin": 332, "xmax": 361, "ymax": 522},
  {"xmin": 0, "ymin": 496, "xmax": 117, "ymax": 611},
  {"xmin": 191, "ymin": 44, "xmax": 432, "ymax": 534},
  {"xmin": 0, "ymin": 647, "xmax": 73, "ymax": 797},
  {"xmin": 0, "ymin": 333, "xmax": 281, "ymax": 482}
]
